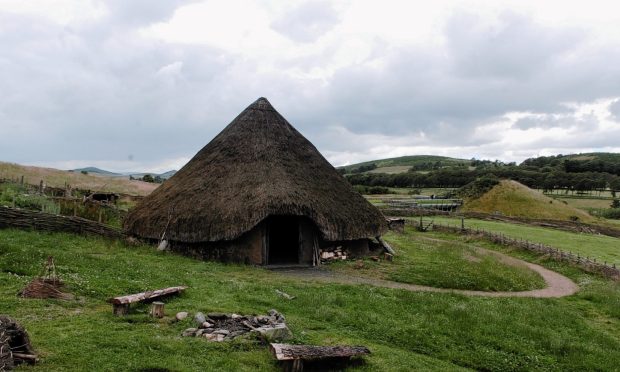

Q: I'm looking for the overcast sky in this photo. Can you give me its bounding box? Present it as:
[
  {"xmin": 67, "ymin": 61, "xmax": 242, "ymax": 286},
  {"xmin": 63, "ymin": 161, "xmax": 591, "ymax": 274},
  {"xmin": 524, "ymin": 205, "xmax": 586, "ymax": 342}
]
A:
[{"xmin": 1, "ymin": 0, "xmax": 620, "ymax": 172}]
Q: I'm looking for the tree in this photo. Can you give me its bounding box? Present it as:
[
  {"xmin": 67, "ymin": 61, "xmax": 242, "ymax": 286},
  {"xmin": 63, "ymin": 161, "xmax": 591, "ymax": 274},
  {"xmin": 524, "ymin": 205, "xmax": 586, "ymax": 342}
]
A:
[
  {"xmin": 142, "ymin": 174, "xmax": 155, "ymax": 183},
  {"xmin": 611, "ymin": 199, "xmax": 620, "ymax": 209}
]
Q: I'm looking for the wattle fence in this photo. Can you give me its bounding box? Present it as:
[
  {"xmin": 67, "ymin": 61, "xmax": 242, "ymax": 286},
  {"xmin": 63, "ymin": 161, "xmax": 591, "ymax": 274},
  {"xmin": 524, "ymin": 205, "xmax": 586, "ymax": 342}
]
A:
[
  {"xmin": 0, "ymin": 206, "xmax": 124, "ymax": 239},
  {"xmin": 412, "ymin": 219, "xmax": 620, "ymax": 280}
]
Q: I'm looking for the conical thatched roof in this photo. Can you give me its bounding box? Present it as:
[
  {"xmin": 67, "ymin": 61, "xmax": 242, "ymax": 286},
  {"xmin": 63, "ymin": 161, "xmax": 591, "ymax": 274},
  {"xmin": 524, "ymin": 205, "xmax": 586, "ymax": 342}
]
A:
[{"xmin": 124, "ymin": 97, "xmax": 387, "ymax": 243}]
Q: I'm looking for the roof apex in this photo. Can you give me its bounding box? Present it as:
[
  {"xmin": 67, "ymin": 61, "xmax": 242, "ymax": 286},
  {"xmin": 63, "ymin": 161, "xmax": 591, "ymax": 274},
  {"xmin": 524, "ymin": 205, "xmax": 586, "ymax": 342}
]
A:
[{"xmin": 248, "ymin": 97, "xmax": 275, "ymax": 111}]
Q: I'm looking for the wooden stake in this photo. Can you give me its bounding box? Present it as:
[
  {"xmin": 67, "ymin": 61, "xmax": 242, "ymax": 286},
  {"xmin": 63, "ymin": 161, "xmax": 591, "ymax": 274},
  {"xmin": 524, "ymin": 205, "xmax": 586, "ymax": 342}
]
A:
[
  {"xmin": 113, "ymin": 303, "xmax": 129, "ymax": 316},
  {"xmin": 151, "ymin": 301, "xmax": 165, "ymax": 318}
]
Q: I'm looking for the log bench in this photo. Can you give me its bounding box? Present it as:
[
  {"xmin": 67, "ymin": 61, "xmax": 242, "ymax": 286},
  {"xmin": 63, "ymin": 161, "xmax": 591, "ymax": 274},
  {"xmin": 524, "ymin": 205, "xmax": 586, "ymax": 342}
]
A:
[
  {"xmin": 108, "ymin": 286, "xmax": 187, "ymax": 316},
  {"xmin": 270, "ymin": 343, "xmax": 370, "ymax": 371}
]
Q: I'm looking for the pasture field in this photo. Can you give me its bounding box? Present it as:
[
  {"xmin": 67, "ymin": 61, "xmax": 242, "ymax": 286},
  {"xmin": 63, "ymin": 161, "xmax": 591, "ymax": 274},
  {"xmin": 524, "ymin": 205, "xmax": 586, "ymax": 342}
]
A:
[
  {"xmin": 428, "ymin": 216, "xmax": 620, "ymax": 265},
  {"xmin": 552, "ymin": 197, "xmax": 614, "ymax": 211},
  {"xmin": 0, "ymin": 161, "xmax": 157, "ymax": 196},
  {"xmin": 329, "ymin": 227, "xmax": 545, "ymax": 291},
  {"xmin": 1, "ymin": 229, "xmax": 620, "ymax": 370}
]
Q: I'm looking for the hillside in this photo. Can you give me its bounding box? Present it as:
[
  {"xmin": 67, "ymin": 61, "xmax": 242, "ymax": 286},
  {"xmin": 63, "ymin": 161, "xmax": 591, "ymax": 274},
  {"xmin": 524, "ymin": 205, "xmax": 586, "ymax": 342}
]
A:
[
  {"xmin": 73, "ymin": 167, "xmax": 121, "ymax": 176},
  {"xmin": 0, "ymin": 161, "xmax": 158, "ymax": 196},
  {"xmin": 521, "ymin": 152, "xmax": 620, "ymax": 176},
  {"xmin": 73, "ymin": 167, "xmax": 177, "ymax": 180},
  {"xmin": 462, "ymin": 180, "xmax": 595, "ymax": 222},
  {"xmin": 341, "ymin": 155, "xmax": 470, "ymax": 174}
]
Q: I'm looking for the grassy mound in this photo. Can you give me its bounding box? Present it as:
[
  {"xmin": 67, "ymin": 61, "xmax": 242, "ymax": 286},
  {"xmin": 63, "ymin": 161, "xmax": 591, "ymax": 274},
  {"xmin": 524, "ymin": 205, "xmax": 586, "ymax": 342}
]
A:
[
  {"xmin": 1, "ymin": 229, "xmax": 620, "ymax": 370},
  {"xmin": 330, "ymin": 227, "xmax": 546, "ymax": 291},
  {"xmin": 462, "ymin": 180, "xmax": 594, "ymax": 222}
]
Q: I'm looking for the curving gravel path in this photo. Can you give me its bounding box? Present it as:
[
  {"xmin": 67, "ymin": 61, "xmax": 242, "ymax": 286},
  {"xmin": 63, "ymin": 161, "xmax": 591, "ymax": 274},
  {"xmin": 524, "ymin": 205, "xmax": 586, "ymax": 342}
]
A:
[{"xmin": 277, "ymin": 243, "xmax": 579, "ymax": 298}]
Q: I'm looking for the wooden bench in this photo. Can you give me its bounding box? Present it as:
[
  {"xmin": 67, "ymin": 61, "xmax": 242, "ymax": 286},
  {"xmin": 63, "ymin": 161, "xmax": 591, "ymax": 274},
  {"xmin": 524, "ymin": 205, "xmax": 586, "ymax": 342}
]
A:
[
  {"xmin": 108, "ymin": 286, "xmax": 187, "ymax": 316},
  {"xmin": 270, "ymin": 343, "xmax": 370, "ymax": 371}
]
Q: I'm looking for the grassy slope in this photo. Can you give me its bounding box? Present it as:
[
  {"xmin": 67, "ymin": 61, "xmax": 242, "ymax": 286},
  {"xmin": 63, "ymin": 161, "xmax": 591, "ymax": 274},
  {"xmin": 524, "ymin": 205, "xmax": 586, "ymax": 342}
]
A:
[
  {"xmin": 340, "ymin": 155, "xmax": 469, "ymax": 173},
  {"xmin": 1, "ymin": 229, "xmax": 620, "ymax": 370},
  {"xmin": 429, "ymin": 216, "xmax": 620, "ymax": 265},
  {"xmin": 0, "ymin": 161, "xmax": 157, "ymax": 196},
  {"xmin": 330, "ymin": 227, "xmax": 545, "ymax": 291},
  {"xmin": 462, "ymin": 180, "xmax": 594, "ymax": 222}
]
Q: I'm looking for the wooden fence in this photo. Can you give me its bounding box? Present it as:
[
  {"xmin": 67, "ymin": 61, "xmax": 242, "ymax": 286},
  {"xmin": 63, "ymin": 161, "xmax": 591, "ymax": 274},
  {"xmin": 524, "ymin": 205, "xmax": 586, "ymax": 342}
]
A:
[
  {"xmin": 412, "ymin": 219, "xmax": 620, "ymax": 280},
  {"xmin": 0, "ymin": 206, "xmax": 125, "ymax": 239}
]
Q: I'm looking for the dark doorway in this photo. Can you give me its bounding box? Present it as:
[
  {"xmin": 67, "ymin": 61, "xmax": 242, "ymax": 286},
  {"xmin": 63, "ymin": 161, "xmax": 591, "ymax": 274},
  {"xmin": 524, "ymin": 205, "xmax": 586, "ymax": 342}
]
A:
[{"xmin": 268, "ymin": 216, "xmax": 299, "ymax": 264}]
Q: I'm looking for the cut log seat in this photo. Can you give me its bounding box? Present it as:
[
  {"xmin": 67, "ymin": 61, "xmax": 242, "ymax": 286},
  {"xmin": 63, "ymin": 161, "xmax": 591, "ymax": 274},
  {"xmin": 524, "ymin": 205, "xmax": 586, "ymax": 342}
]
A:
[
  {"xmin": 108, "ymin": 286, "xmax": 187, "ymax": 316},
  {"xmin": 270, "ymin": 343, "xmax": 370, "ymax": 371}
]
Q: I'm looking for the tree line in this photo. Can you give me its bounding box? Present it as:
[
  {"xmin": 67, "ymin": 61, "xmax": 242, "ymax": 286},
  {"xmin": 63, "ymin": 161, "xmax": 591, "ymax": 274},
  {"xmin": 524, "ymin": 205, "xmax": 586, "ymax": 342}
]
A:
[{"xmin": 346, "ymin": 166, "xmax": 620, "ymax": 194}]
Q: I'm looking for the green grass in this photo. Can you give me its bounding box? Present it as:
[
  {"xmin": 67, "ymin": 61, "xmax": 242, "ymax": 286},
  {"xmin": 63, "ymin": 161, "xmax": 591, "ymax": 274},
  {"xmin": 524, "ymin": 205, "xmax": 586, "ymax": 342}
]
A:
[
  {"xmin": 330, "ymin": 227, "xmax": 545, "ymax": 291},
  {"xmin": 429, "ymin": 216, "xmax": 620, "ymax": 265},
  {"xmin": 2, "ymin": 229, "xmax": 620, "ymax": 370}
]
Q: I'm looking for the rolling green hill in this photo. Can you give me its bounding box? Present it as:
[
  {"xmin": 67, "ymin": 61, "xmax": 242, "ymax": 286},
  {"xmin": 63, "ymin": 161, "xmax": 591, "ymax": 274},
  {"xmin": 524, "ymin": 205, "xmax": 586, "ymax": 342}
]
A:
[{"xmin": 340, "ymin": 155, "xmax": 470, "ymax": 174}]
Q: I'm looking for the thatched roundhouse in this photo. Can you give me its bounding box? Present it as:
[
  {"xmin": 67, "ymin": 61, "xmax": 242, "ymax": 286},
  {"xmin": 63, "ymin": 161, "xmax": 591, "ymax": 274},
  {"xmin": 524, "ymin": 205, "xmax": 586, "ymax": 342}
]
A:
[{"xmin": 124, "ymin": 97, "xmax": 387, "ymax": 265}]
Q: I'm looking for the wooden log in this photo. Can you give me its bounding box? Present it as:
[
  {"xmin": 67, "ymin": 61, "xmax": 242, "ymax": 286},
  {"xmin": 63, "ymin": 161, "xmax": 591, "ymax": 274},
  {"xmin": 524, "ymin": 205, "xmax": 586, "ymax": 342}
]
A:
[
  {"xmin": 150, "ymin": 301, "xmax": 165, "ymax": 318},
  {"xmin": 375, "ymin": 236, "xmax": 396, "ymax": 255},
  {"xmin": 109, "ymin": 286, "xmax": 188, "ymax": 305},
  {"xmin": 113, "ymin": 303, "xmax": 129, "ymax": 316},
  {"xmin": 12, "ymin": 352, "xmax": 38, "ymax": 364},
  {"xmin": 270, "ymin": 343, "xmax": 370, "ymax": 366}
]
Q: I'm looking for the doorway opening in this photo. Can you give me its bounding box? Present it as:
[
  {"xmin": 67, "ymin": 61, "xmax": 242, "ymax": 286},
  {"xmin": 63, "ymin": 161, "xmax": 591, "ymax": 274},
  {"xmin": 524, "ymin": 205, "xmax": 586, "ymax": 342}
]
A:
[{"xmin": 267, "ymin": 216, "xmax": 299, "ymax": 265}]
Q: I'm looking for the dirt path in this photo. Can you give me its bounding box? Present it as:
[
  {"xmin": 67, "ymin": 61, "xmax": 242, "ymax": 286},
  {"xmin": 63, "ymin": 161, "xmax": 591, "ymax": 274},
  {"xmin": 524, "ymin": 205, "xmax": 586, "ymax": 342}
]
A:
[{"xmin": 277, "ymin": 241, "xmax": 579, "ymax": 298}]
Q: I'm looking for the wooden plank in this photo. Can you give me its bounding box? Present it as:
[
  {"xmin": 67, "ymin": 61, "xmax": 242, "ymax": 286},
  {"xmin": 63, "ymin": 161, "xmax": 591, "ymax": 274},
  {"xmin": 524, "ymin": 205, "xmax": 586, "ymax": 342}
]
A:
[
  {"xmin": 109, "ymin": 286, "xmax": 187, "ymax": 305},
  {"xmin": 270, "ymin": 343, "xmax": 370, "ymax": 361},
  {"xmin": 375, "ymin": 236, "xmax": 396, "ymax": 255}
]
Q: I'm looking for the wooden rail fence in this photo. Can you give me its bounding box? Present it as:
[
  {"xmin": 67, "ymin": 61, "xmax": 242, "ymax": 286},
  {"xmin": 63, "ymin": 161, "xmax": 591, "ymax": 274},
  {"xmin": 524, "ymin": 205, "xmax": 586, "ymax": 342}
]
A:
[
  {"xmin": 413, "ymin": 219, "xmax": 620, "ymax": 280},
  {"xmin": 0, "ymin": 206, "xmax": 125, "ymax": 239}
]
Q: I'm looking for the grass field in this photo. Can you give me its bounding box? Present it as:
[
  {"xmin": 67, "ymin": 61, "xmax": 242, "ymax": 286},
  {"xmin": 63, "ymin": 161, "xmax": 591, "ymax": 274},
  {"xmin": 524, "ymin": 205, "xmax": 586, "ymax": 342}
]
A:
[
  {"xmin": 1, "ymin": 229, "xmax": 620, "ymax": 370},
  {"xmin": 0, "ymin": 161, "xmax": 157, "ymax": 196},
  {"xmin": 428, "ymin": 216, "xmax": 620, "ymax": 265},
  {"xmin": 330, "ymin": 227, "xmax": 545, "ymax": 291}
]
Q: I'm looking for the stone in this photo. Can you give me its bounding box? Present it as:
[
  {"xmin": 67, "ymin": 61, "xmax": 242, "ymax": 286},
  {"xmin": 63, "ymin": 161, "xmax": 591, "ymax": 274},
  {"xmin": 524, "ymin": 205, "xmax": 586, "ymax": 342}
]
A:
[
  {"xmin": 205, "ymin": 333, "xmax": 225, "ymax": 342},
  {"xmin": 157, "ymin": 239, "xmax": 169, "ymax": 251},
  {"xmin": 195, "ymin": 329, "xmax": 204, "ymax": 337},
  {"xmin": 213, "ymin": 329, "xmax": 230, "ymax": 335},
  {"xmin": 182, "ymin": 328, "xmax": 198, "ymax": 337},
  {"xmin": 231, "ymin": 313, "xmax": 242, "ymax": 319},
  {"xmin": 201, "ymin": 321, "xmax": 213, "ymax": 329},
  {"xmin": 194, "ymin": 312, "xmax": 206, "ymax": 325},
  {"xmin": 255, "ymin": 324, "xmax": 293, "ymax": 342},
  {"xmin": 175, "ymin": 311, "xmax": 189, "ymax": 321}
]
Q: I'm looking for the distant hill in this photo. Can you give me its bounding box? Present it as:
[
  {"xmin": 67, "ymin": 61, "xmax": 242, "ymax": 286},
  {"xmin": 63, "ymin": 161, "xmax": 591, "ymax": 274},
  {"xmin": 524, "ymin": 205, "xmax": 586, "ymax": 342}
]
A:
[
  {"xmin": 72, "ymin": 167, "xmax": 177, "ymax": 180},
  {"xmin": 521, "ymin": 152, "xmax": 620, "ymax": 176},
  {"xmin": 72, "ymin": 167, "xmax": 121, "ymax": 176},
  {"xmin": 1, "ymin": 161, "xmax": 158, "ymax": 196},
  {"xmin": 340, "ymin": 155, "xmax": 471, "ymax": 174},
  {"xmin": 461, "ymin": 180, "xmax": 594, "ymax": 222}
]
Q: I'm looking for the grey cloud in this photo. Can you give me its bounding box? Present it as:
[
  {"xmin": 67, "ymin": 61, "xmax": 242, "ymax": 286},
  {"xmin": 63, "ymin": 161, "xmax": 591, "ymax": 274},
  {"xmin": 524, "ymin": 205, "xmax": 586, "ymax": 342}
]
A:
[
  {"xmin": 289, "ymin": 12, "xmax": 619, "ymax": 155},
  {"xmin": 271, "ymin": 1, "xmax": 340, "ymax": 43},
  {"xmin": 446, "ymin": 12, "xmax": 583, "ymax": 80},
  {"xmin": 512, "ymin": 113, "xmax": 598, "ymax": 130}
]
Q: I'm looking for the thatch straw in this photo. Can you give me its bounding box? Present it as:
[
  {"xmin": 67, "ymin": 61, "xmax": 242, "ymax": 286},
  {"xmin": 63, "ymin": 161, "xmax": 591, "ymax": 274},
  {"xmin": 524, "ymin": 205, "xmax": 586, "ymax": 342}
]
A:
[{"xmin": 125, "ymin": 97, "xmax": 387, "ymax": 243}]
